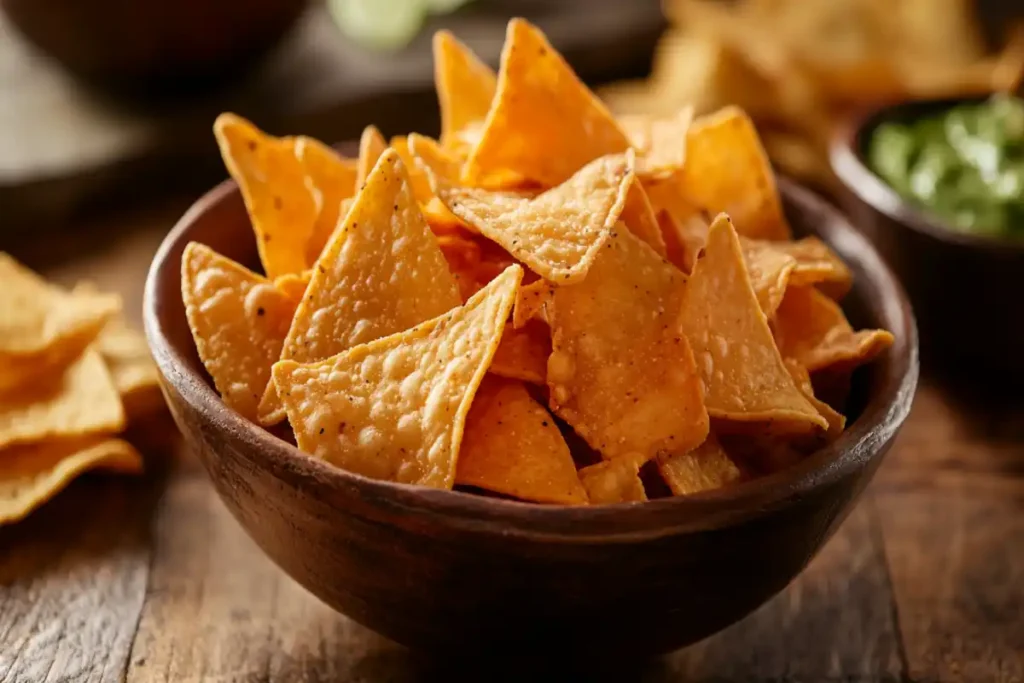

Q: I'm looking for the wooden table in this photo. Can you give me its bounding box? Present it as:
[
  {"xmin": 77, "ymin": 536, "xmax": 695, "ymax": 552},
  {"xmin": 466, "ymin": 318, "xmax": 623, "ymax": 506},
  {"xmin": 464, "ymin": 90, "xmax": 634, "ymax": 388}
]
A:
[{"xmin": 1, "ymin": 204, "xmax": 1022, "ymax": 683}]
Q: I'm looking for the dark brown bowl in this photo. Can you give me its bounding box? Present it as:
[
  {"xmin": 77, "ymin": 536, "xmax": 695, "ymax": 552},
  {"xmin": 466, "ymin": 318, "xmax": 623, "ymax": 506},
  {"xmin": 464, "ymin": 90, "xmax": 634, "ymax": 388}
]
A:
[
  {"xmin": 831, "ymin": 96, "xmax": 1024, "ymax": 381},
  {"xmin": 144, "ymin": 171, "xmax": 918, "ymax": 659}
]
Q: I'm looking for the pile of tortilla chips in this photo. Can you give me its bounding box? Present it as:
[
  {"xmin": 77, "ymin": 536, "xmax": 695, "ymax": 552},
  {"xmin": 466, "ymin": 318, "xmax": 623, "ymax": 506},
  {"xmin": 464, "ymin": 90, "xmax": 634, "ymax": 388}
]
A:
[
  {"xmin": 602, "ymin": 0, "xmax": 1024, "ymax": 191},
  {"xmin": 0, "ymin": 257, "xmax": 163, "ymax": 524},
  {"xmin": 185, "ymin": 18, "xmax": 893, "ymax": 506}
]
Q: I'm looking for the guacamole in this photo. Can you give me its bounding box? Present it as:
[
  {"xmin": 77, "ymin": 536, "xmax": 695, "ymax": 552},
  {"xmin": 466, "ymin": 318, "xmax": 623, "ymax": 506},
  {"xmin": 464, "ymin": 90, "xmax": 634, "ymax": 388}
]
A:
[{"xmin": 868, "ymin": 94, "xmax": 1024, "ymax": 238}]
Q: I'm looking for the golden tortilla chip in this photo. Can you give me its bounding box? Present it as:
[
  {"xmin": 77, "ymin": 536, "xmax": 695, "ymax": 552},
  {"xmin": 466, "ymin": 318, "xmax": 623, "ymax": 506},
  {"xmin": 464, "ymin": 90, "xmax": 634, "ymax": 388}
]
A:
[
  {"xmin": 435, "ymin": 153, "xmax": 634, "ymax": 284},
  {"xmin": 619, "ymin": 106, "xmax": 694, "ymax": 179},
  {"xmin": 434, "ymin": 29, "xmax": 497, "ymax": 153},
  {"xmin": 181, "ymin": 242, "xmax": 298, "ymax": 421},
  {"xmin": 620, "ymin": 178, "xmax": 668, "ymax": 258},
  {"xmin": 214, "ymin": 113, "xmax": 316, "ymax": 280},
  {"xmin": 657, "ymin": 432, "xmax": 741, "ymax": 496},
  {"xmin": 784, "ymin": 358, "xmax": 846, "ymax": 441},
  {"xmin": 455, "ymin": 376, "xmax": 586, "ymax": 504},
  {"xmin": 679, "ymin": 107, "xmax": 790, "ymax": 241},
  {"xmin": 773, "ymin": 286, "xmax": 894, "ymax": 373},
  {"xmin": 462, "ymin": 18, "xmax": 631, "ymax": 188},
  {"xmin": 764, "ymin": 237, "xmax": 853, "ymax": 295},
  {"xmin": 546, "ymin": 226, "xmax": 708, "ymax": 462},
  {"xmin": 578, "ymin": 455, "xmax": 647, "ymax": 504},
  {"xmin": 0, "ymin": 349, "xmax": 124, "ymax": 450},
  {"xmin": 0, "ymin": 254, "xmax": 120, "ymax": 391},
  {"xmin": 273, "ymin": 265, "xmax": 522, "ymax": 489},
  {"xmin": 296, "ymin": 137, "xmax": 358, "ymax": 264},
  {"xmin": 356, "ymin": 125, "xmax": 388, "ymax": 189},
  {"xmin": 679, "ymin": 216, "xmax": 827, "ymax": 433},
  {"xmin": 513, "ymin": 280, "xmax": 553, "ymax": 329},
  {"xmin": 489, "ymin": 320, "xmax": 550, "ymax": 385},
  {"xmin": 0, "ymin": 437, "xmax": 142, "ymax": 525},
  {"xmin": 261, "ymin": 149, "xmax": 462, "ymax": 424},
  {"xmin": 273, "ymin": 271, "xmax": 312, "ymax": 304}
]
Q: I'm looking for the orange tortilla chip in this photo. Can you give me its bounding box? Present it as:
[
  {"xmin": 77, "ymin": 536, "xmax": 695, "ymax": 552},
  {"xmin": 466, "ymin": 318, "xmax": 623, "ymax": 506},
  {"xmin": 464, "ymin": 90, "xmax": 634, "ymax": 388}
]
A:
[
  {"xmin": 619, "ymin": 106, "xmax": 695, "ymax": 179},
  {"xmin": 262, "ymin": 149, "xmax": 462, "ymax": 424},
  {"xmin": 455, "ymin": 376, "xmax": 586, "ymax": 504},
  {"xmin": 296, "ymin": 137, "xmax": 358, "ymax": 264},
  {"xmin": 389, "ymin": 136, "xmax": 434, "ymax": 204},
  {"xmin": 433, "ymin": 30, "xmax": 497, "ymax": 153},
  {"xmin": 773, "ymin": 286, "xmax": 894, "ymax": 374},
  {"xmin": 435, "ymin": 153, "xmax": 634, "ymax": 284},
  {"xmin": 356, "ymin": 125, "xmax": 388, "ymax": 189},
  {"xmin": 578, "ymin": 455, "xmax": 647, "ymax": 504},
  {"xmin": 462, "ymin": 18, "xmax": 631, "ymax": 188},
  {"xmin": 489, "ymin": 320, "xmax": 550, "ymax": 385},
  {"xmin": 181, "ymin": 242, "xmax": 298, "ymax": 421},
  {"xmin": 679, "ymin": 216, "xmax": 827, "ymax": 433},
  {"xmin": 620, "ymin": 178, "xmax": 668, "ymax": 258},
  {"xmin": 0, "ymin": 349, "xmax": 125, "ymax": 450},
  {"xmin": 761, "ymin": 237, "xmax": 853, "ymax": 296},
  {"xmin": 214, "ymin": 113, "xmax": 316, "ymax": 280},
  {"xmin": 273, "ymin": 265, "xmax": 522, "ymax": 489},
  {"xmin": 546, "ymin": 226, "xmax": 708, "ymax": 462},
  {"xmin": 657, "ymin": 433, "xmax": 742, "ymax": 496},
  {"xmin": 0, "ymin": 438, "xmax": 143, "ymax": 525}
]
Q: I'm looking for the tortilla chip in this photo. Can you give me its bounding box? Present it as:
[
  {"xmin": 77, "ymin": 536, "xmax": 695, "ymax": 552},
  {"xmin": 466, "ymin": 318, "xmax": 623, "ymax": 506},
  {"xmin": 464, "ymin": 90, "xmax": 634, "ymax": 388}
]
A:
[
  {"xmin": 619, "ymin": 106, "xmax": 694, "ymax": 179},
  {"xmin": 620, "ymin": 178, "xmax": 668, "ymax": 258},
  {"xmin": 657, "ymin": 432, "xmax": 742, "ymax": 496},
  {"xmin": 489, "ymin": 320, "xmax": 550, "ymax": 385},
  {"xmin": 181, "ymin": 242, "xmax": 297, "ymax": 421},
  {"xmin": 407, "ymin": 133, "xmax": 474, "ymax": 233},
  {"xmin": 273, "ymin": 265, "xmax": 522, "ymax": 489},
  {"xmin": 763, "ymin": 237, "xmax": 853, "ymax": 295},
  {"xmin": 455, "ymin": 376, "xmax": 586, "ymax": 504},
  {"xmin": 773, "ymin": 286, "xmax": 894, "ymax": 373},
  {"xmin": 0, "ymin": 350, "xmax": 124, "ymax": 450},
  {"xmin": 0, "ymin": 254, "xmax": 121, "ymax": 391},
  {"xmin": 546, "ymin": 226, "xmax": 708, "ymax": 463},
  {"xmin": 433, "ymin": 30, "xmax": 497, "ymax": 153},
  {"xmin": 462, "ymin": 18, "xmax": 631, "ymax": 188},
  {"xmin": 784, "ymin": 358, "xmax": 846, "ymax": 441},
  {"xmin": 214, "ymin": 113, "xmax": 316, "ymax": 280},
  {"xmin": 0, "ymin": 437, "xmax": 142, "ymax": 525},
  {"xmin": 261, "ymin": 149, "xmax": 462, "ymax": 424},
  {"xmin": 513, "ymin": 280, "xmax": 553, "ymax": 329},
  {"xmin": 678, "ymin": 107, "xmax": 790, "ymax": 241},
  {"xmin": 273, "ymin": 271, "xmax": 312, "ymax": 304},
  {"xmin": 435, "ymin": 153, "xmax": 634, "ymax": 284},
  {"xmin": 356, "ymin": 125, "xmax": 388, "ymax": 189},
  {"xmin": 741, "ymin": 237, "xmax": 797, "ymax": 317},
  {"xmin": 578, "ymin": 455, "xmax": 648, "ymax": 504},
  {"xmin": 679, "ymin": 216, "xmax": 827, "ymax": 433},
  {"xmin": 296, "ymin": 137, "xmax": 358, "ymax": 264},
  {"xmin": 94, "ymin": 315, "xmax": 164, "ymax": 421}
]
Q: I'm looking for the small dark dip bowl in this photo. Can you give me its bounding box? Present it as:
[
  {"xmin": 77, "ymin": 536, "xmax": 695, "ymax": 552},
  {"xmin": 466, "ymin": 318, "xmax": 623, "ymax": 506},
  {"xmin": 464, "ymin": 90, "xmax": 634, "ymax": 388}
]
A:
[
  {"xmin": 831, "ymin": 96, "xmax": 1024, "ymax": 382},
  {"xmin": 144, "ymin": 168, "xmax": 917, "ymax": 659}
]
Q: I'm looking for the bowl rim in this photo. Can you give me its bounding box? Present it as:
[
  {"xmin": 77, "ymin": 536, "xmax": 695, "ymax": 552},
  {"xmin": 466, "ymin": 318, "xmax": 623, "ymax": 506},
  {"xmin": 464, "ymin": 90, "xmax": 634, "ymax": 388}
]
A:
[
  {"xmin": 145, "ymin": 173, "xmax": 918, "ymax": 542},
  {"xmin": 829, "ymin": 93, "xmax": 1024, "ymax": 253}
]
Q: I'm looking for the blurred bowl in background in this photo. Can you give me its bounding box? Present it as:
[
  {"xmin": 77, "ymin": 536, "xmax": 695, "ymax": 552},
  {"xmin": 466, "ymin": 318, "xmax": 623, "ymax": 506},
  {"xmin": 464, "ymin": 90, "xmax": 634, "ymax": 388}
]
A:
[{"xmin": 1, "ymin": 0, "xmax": 309, "ymax": 95}]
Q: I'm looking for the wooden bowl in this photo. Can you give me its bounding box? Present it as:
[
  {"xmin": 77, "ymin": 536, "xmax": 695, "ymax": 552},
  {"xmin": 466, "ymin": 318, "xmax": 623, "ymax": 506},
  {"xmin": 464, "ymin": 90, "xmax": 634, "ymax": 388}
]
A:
[
  {"xmin": 831, "ymin": 96, "xmax": 1024, "ymax": 381},
  {"xmin": 144, "ymin": 170, "xmax": 918, "ymax": 659}
]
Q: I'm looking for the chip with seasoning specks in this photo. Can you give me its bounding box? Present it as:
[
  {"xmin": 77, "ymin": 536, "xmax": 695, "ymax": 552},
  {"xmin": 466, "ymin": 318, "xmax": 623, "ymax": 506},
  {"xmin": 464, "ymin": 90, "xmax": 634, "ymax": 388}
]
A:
[
  {"xmin": 181, "ymin": 242, "xmax": 298, "ymax": 422},
  {"xmin": 261, "ymin": 149, "xmax": 462, "ymax": 424},
  {"xmin": 455, "ymin": 376, "xmax": 586, "ymax": 504},
  {"xmin": 273, "ymin": 265, "xmax": 521, "ymax": 489},
  {"xmin": 434, "ymin": 29, "xmax": 497, "ymax": 154},
  {"xmin": 657, "ymin": 433, "xmax": 742, "ymax": 496},
  {"xmin": 578, "ymin": 455, "xmax": 648, "ymax": 504}
]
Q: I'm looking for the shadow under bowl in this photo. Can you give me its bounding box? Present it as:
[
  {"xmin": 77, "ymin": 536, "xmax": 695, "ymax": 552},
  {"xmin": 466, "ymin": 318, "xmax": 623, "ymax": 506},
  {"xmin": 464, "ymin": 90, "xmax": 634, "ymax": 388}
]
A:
[
  {"xmin": 144, "ymin": 170, "xmax": 918, "ymax": 659},
  {"xmin": 831, "ymin": 96, "xmax": 1024, "ymax": 383}
]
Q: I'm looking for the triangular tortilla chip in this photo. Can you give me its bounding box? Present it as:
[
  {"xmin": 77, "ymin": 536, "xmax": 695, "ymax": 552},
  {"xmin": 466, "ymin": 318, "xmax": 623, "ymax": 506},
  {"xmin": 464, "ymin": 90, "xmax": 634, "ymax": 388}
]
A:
[
  {"xmin": 0, "ymin": 349, "xmax": 124, "ymax": 450},
  {"xmin": 433, "ymin": 30, "xmax": 497, "ymax": 153},
  {"xmin": 260, "ymin": 149, "xmax": 462, "ymax": 424},
  {"xmin": 578, "ymin": 455, "xmax": 647, "ymax": 504},
  {"xmin": 679, "ymin": 215, "xmax": 827, "ymax": 433},
  {"xmin": 619, "ymin": 106, "xmax": 695, "ymax": 179},
  {"xmin": 0, "ymin": 254, "xmax": 120, "ymax": 391},
  {"xmin": 356, "ymin": 125, "xmax": 388, "ymax": 188},
  {"xmin": 181, "ymin": 242, "xmax": 298, "ymax": 421},
  {"xmin": 435, "ymin": 153, "xmax": 634, "ymax": 284},
  {"xmin": 546, "ymin": 226, "xmax": 708, "ymax": 462},
  {"xmin": 455, "ymin": 376, "xmax": 586, "ymax": 504},
  {"xmin": 214, "ymin": 113, "xmax": 316, "ymax": 280},
  {"xmin": 273, "ymin": 265, "xmax": 522, "ymax": 489},
  {"xmin": 0, "ymin": 438, "xmax": 143, "ymax": 525},
  {"xmin": 620, "ymin": 178, "xmax": 668, "ymax": 258},
  {"xmin": 489, "ymin": 320, "xmax": 550, "ymax": 385},
  {"xmin": 296, "ymin": 137, "xmax": 358, "ymax": 264},
  {"xmin": 773, "ymin": 286, "xmax": 894, "ymax": 373},
  {"xmin": 462, "ymin": 18, "xmax": 631, "ymax": 188},
  {"xmin": 657, "ymin": 432, "xmax": 741, "ymax": 496}
]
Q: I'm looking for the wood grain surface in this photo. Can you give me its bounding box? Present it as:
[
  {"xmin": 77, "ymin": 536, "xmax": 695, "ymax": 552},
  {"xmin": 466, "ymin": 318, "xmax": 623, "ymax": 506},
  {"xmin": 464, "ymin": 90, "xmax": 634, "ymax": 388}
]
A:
[{"xmin": 1, "ymin": 207, "xmax": 1022, "ymax": 682}]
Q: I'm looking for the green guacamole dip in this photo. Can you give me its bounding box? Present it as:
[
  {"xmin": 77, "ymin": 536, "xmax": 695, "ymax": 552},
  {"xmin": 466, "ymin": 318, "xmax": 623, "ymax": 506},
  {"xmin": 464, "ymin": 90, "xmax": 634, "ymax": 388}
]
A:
[{"xmin": 868, "ymin": 94, "xmax": 1024, "ymax": 238}]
